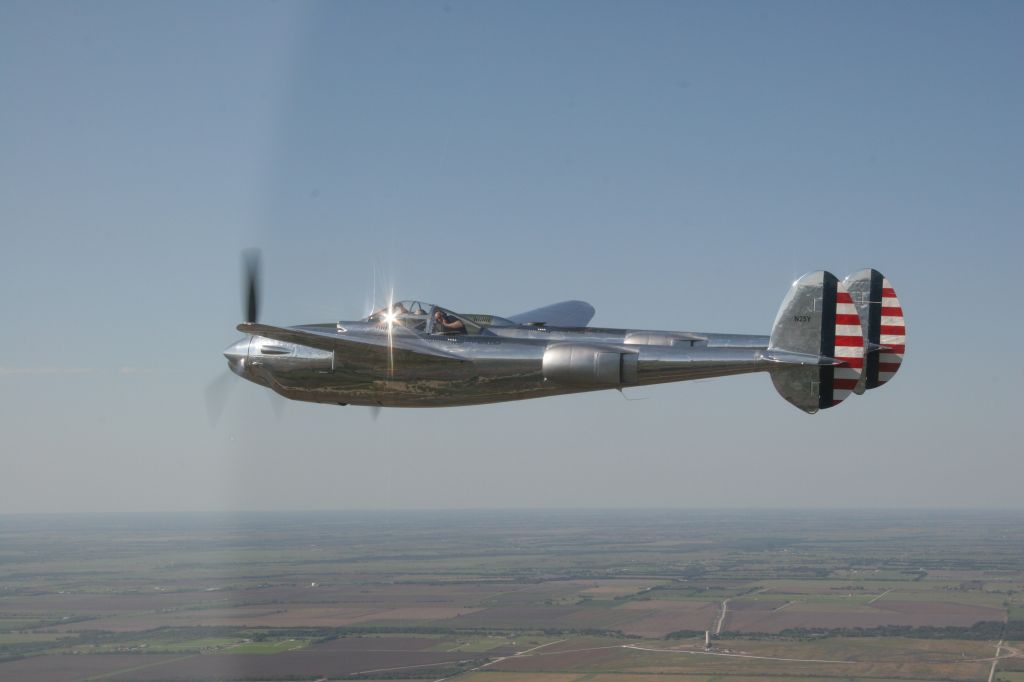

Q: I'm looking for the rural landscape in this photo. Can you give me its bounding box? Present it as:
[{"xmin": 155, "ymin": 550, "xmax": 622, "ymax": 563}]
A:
[{"xmin": 1, "ymin": 509, "xmax": 1022, "ymax": 681}]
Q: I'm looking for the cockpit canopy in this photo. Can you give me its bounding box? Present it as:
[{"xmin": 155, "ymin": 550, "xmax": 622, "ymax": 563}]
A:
[
  {"xmin": 365, "ymin": 300, "xmax": 433, "ymax": 332},
  {"xmin": 367, "ymin": 300, "xmax": 433, "ymax": 318},
  {"xmin": 364, "ymin": 300, "xmax": 514, "ymax": 335}
]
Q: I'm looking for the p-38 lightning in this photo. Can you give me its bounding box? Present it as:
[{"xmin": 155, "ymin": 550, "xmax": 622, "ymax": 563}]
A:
[{"xmin": 220, "ymin": 253, "xmax": 905, "ymax": 413}]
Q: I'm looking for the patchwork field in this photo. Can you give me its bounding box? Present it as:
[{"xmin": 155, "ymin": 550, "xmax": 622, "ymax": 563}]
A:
[{"xmin": 1, "ymin": 510, "xmax": 1022, "ymax": 681}]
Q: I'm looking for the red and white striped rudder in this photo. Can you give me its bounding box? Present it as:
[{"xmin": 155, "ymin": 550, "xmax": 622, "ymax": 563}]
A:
[
  {"xmin": 831, "ymin": 283, "xmax": 865, "ymax": 405},
  {"xmin": 841, "ymin": 269, "xmax": 906, "ymax": 393}
]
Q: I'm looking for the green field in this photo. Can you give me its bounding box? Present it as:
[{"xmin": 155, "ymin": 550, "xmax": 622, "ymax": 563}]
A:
[{"xmin": 229, "ymin": 638, "xmax": 310, "ymax": 653}]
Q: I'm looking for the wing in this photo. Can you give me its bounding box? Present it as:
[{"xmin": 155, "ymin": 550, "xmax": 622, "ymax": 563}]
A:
[
  {"xmin": 237, "ymin": 323, "xmax": 464, "ymax": 367},
  {"xmin": 507, "ymin": 300, "xmax": 595, "ymax": 327}
]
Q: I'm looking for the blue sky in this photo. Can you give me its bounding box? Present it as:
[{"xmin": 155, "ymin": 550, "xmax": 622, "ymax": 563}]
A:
[{"xmin": 1, "ymin": 1, "xmax": 1021, "ymax": 512}]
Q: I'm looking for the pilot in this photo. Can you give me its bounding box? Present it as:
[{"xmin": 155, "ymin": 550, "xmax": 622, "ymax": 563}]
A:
[
  {"xmin": 433, "ymin": 309, "xmax": 466, "ymax": 334},
  {"xmin": 391, "ymin": 302, "xmax": 409, "ymax": 315}
]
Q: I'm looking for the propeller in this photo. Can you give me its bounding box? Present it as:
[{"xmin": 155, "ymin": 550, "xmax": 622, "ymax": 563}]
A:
[
  {"xmin": 206, "ymin": 372, "xmax": 286, "ymax": 427},
  {"xmin": 242, "ymin": 248, "xmax": 261, "ymax": 324},
  {"xmin": 212, "ymin": 248, "xmax": 369, "ymax": 425},
  {"xmin": 205, "ymin": 369, "xmax": 235, "ymax": 427},
  {"xmin": 268, "ymin": 392, "xmax": 286, "ymax": 420},
  {"xmin": 207, "ymin": 248, "xmax": 264, "ymax": 428}
]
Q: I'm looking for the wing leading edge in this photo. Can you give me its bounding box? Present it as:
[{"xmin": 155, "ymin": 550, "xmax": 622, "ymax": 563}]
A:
[
  {"xmin": 507, "ymin": 300, "xmax": 595, "ymax": 328},
  {"xmin": 237, "ymin": 323, "xmax": 464, "ymax": 367}
]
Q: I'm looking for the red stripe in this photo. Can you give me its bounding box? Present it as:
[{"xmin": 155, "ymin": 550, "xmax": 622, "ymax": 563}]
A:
[
  {"xmin": 881, "ymin": 306, "xmax": 903, "ymax": 316},
  {"xmin": 835, "ymin": 314, "xmax": 860, "ymax": 325},
  {"xmin": 878, "ymin": 362, "xmax": 901, "ymax": 372},
  {"xmin": 833, "ymin": 378, "xmax": 859, "ymax": 390},
  {"xmin": 880, "ymin": 325, "xmax": 905, "ymax": 335},
  {"xmin": 883, "ymin": 344, "xmax": 905, "ymax": 353},
  {"xmin": 836, "ymin": 292, "xmax": 853, "ymax": 304},
  {"xmin": 830, "ymin": 399, "xmax": 844, "ymax": 406},
  {"xmin": 882, "ymin": 288, "xmax": 897, "ymax": 297},
  {"xmin": 838, "ymin": 358, "xmax": 864, "ymax": 368},
  {"xmin": 834, "ymin": 335, "xmax": 864, "ymax": 347}
]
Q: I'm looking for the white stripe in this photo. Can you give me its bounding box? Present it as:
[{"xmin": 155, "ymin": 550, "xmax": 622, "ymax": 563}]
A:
[
  {"xmin": 835, "ymin": 325, "xmax": 862, "ymax": 336},
  {"xmin": 834, "ymin": 346, "xmax": 863, "ymax": 357},
  {"xmin": 881, "ymin": 334, "xmax": 905, "ymax": 345},
  {"xmin": 881, "ymin": 316, "xmax": 904, "ymax": 326},
  {"xmin": 882, "ymin": 296, "xmax": 900, "ymax": 306}
]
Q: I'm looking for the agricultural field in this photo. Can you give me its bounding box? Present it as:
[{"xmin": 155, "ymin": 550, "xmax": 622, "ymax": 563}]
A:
[{"xmin": 0, "ymin": 509, "xmax": 1022, "ymax": 681}]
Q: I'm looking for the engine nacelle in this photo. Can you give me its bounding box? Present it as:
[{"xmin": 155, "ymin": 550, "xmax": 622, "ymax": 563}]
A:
[{"xmin": 542, "ymin": 344, "xmax": 638, "ymax": 386}]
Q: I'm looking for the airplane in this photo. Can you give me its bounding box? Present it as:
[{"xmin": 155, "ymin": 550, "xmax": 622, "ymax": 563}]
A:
[{"xmin": 217, "ymin": 252, "xmax": 905, "ymax": 414}]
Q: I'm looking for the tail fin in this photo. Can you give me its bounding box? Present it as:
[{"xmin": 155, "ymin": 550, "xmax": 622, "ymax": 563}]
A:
[
  {"xmin": 766, "ymin": 271, "xmax": 864, "ymax": 413},
  {"xmin": 842, "ymin": 269, "xmax": 906, "ymax": 393}
]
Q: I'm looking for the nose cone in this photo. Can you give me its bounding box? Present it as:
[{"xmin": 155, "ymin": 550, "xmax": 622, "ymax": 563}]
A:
[{"xmin": 223, "ymin": 338, "xmax": 249, "ymax": 376}]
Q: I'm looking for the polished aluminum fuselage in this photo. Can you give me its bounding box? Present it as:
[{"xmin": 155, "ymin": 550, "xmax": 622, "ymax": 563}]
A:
[{"xmin": 225, "ymin": 321, "xmax": 773, "ymax": 408}]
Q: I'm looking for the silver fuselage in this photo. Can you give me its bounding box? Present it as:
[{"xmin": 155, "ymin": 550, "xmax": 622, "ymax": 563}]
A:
[{"xmin": 224, "ymin": 322, "xmax": 773, "ymax": 408}]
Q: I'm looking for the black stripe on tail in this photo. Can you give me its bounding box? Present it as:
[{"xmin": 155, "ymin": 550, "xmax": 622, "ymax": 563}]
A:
[
  {"xmin": 817, "ymin": 272, "xmax": 838, "ymax": 410},
  {"xmin": 865, "ymin": 268, "xmax": 883, "ymax": 389}
]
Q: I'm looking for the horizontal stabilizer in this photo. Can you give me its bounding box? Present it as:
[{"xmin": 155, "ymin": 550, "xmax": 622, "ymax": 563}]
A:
[{"xmin": 761, "ymin": 350, "xmax": 844, "ymax": 366}]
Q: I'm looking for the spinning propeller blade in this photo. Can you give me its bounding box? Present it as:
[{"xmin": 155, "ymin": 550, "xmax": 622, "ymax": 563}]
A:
[
  {"xmin": 268, "ymin": 392, "xmax": 286, "ymax": 421},
  {"xmin": 208, "ymin": 248, "xmax": 265, "ymax": 428},
  {"xmin": 242, "ymin": 248, "xmax": 261, "ymax": 324},
  {"xmin": 205, "ymin": 369, "xmax": 235, "ymax": 427}
]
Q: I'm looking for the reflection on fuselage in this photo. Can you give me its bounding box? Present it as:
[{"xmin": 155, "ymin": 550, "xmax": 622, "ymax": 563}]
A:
[{"xmin": 229, "ymin": 301, "xmax": 772, "ymax": 407}]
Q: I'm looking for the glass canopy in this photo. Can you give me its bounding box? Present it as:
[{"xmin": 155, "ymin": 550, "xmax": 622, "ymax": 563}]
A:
[{"xmin": 364, "ymin": 301, "xmax": 513, "ymax": 335}]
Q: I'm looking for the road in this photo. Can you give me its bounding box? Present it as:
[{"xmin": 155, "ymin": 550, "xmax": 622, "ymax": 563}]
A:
[
  {"xmin": 867, "ymin": 588, "xmax": 893, "ymax": 605},
  {"xmin": 988, "ymin": 639, "xmax": 1003, "ymax": 682},
  {"xmin": 434, "ymin": 638, "xmax": 566, "ymax": 682},
  {"xmin": 715, "ymin": 598, "xmax": 730, "ymax": 634},
  {"xmin": 624, "ymin": 644, "xmax": 852, "ymax": 664}
]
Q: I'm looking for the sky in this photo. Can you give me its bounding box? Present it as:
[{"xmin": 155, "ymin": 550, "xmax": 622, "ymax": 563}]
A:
[{"xmin": 1, "ymin": 1, "xmax": 1021, "ymax": 513}]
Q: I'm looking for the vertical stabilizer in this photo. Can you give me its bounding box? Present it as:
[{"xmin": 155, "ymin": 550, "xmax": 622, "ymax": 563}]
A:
[
  {"xmin": 842, "ymin": 269, "xmax": 906, "ymax": 393},
  {"xmin": 767, "ymin": 271, "xmax": 864, "ymax": 413}
]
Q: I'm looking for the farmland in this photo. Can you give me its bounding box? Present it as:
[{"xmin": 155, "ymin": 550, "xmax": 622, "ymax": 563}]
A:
[{"xmin": 1, "ymin": 509, "xmax": 1022, "ymax": 681}]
